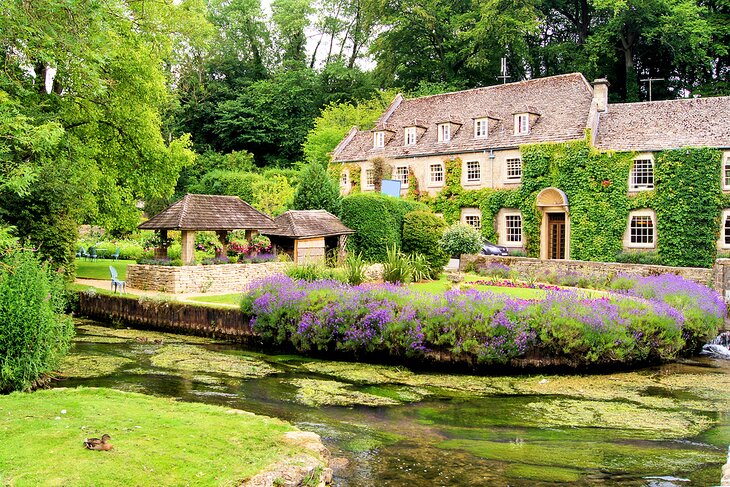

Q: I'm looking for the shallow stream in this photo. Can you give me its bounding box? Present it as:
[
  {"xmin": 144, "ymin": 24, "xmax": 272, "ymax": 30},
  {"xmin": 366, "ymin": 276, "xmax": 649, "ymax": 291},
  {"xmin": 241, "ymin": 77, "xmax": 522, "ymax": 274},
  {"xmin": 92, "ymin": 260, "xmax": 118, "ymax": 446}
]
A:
[{"xmin": 57, "ymin": 320, "xmax": 730, "ymax": 486}]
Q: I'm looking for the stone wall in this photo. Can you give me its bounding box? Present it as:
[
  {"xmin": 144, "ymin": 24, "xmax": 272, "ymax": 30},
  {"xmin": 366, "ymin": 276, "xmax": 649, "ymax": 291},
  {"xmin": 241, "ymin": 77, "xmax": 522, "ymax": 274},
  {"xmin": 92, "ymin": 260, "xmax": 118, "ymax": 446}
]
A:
[
  {"xmin": 127, "ymin": 262, "xmax": 288, "ymax": 294},
  {"xmin": 460, "ymin": 255, "xmax": 716, "ymax": 287}
]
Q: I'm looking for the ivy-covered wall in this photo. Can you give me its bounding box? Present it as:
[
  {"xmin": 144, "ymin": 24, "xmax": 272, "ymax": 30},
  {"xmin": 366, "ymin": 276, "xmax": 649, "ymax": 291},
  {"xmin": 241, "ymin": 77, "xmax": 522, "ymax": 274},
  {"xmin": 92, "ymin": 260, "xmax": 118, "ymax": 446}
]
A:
[{"xmin": 415, "ymin": 138, "xmax": 723, "ymax": 268}]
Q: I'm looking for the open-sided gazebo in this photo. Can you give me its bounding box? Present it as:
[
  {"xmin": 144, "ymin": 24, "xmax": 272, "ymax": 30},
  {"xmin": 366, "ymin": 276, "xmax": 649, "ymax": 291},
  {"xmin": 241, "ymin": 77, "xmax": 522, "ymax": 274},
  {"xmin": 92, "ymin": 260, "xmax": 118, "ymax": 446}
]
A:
[
  {"xmin": 139, "ymin": 194, "xmax": 277, "ymax": 265},
  {"xmin": 263, "ymin": 210, "xmax": 354, "ymax": 264}
]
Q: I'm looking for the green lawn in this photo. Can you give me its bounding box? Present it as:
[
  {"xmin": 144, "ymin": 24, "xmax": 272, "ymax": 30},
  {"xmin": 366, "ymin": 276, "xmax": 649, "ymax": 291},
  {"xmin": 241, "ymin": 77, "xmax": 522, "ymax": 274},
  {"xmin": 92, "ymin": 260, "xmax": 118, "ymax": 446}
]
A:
[
  {"xmin": 76, "ymin": 259, "xmax": 133, "ymax": 280},
  {"xmin": 188, "ymin": 293, "xmax": 243, "ymax": 306},
  {"xmin": 408, "ymin": 276, "xmax": 547, "ymax": 299},
  {"xmin": 0, "ymin": 388, "xmax": 311, "ymax": 486}
]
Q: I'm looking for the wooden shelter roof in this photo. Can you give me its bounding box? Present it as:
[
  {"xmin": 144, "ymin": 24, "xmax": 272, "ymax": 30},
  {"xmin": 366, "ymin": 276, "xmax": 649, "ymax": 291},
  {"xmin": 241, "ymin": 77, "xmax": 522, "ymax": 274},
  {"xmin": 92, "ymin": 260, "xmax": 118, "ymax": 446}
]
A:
[
  {"xmin": 264, "ymin": 210, "xmax": 354, "ymax": 239},
  {"xmin": 138, "ymin": 194, "xmax": 276, "ymax": 231}
]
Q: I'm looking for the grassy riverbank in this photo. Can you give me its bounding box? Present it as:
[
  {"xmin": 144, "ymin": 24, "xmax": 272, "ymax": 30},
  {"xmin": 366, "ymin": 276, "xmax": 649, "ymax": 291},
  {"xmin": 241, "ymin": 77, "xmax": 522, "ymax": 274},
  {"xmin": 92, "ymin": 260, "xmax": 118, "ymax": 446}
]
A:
[{"xmin": 0, "ymin": 387, "xmax": 316, "ymax": 486}]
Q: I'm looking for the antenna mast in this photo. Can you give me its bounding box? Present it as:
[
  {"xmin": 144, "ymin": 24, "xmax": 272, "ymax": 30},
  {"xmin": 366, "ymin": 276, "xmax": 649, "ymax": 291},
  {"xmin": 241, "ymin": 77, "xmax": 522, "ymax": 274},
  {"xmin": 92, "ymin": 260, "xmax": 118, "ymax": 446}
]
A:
[{"xmin": 497, "ymin": 57, "xmax": 510, "ymax": 84}]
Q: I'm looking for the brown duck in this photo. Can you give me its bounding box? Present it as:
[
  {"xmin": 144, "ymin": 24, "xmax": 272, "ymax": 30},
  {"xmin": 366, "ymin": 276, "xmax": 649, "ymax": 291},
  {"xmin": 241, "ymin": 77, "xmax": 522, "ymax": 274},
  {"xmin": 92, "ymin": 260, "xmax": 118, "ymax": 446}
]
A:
[{"xmin": 84, "ymin": 434, "xmax": 113, "ymax": 451}]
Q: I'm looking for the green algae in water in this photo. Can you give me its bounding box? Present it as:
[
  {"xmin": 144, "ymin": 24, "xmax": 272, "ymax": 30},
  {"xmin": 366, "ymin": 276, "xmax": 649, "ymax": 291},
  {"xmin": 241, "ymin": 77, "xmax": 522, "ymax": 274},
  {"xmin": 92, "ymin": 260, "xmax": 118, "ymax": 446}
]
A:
[
  {"xmin": 289, "ymin": 379, "xmax": 400, "ymax": 407},
  {"xmin": 59, "ymin": 353, "xmax": 133, "ymax": 379},
  {"xmin": 342, "ymin": 429, "xmax": 405, "ymax": 452},
  {"xmin": 525, "ymin": 398, "xmax": 713, "ymax": 438},
  {"xmin": 151, "ymin": 344, "xmax": 277, "ymax": 378},
  {"xmin": 75, "ymin": 322, "xmax": 215, "ymax": 345},
  {"xmin": 504, "ymin": 464, "xmax": 582, "ymax": 483},
  {"xmin": 360, "ymin": 385, "xmax": 428, "ymax": 403},
  {"xmin": 438, "ymin": 438, "xmax": 725, "ymax": 474}
]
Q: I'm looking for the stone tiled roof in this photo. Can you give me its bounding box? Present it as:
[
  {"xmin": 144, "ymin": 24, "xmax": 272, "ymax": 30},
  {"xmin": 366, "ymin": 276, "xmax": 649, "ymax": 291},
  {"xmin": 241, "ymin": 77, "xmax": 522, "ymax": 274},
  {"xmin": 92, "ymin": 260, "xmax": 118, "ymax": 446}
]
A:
[
  {"xmin": 139, "ymin": 194, "xmax": 276, "ymax": 231},
  {"xmin": 594, "ymin": 97, "xmax": 730, "ymax": 151},
  {"xmin": 264, "ymin": 210, "xmax": 354, "ymax": 239},
  {"xmin": 332, "ymin": 73, "xmax": 595, "ymax": 162}
]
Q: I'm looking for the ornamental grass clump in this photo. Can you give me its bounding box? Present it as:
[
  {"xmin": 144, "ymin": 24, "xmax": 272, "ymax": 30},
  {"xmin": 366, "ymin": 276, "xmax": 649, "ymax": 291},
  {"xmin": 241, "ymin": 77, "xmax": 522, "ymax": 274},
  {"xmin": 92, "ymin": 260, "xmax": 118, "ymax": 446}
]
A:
[{"xmin": 241, "ymin": 274, "xmax": 722, "ymax": 366}]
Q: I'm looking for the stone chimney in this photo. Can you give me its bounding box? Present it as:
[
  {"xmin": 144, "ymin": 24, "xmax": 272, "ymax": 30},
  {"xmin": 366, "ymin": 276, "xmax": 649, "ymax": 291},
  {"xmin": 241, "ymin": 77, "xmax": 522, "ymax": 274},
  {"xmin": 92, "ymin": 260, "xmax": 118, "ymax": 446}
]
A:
[{"xmin": 592, "ymin": 78, "xmax": 610, "ymax": 112}]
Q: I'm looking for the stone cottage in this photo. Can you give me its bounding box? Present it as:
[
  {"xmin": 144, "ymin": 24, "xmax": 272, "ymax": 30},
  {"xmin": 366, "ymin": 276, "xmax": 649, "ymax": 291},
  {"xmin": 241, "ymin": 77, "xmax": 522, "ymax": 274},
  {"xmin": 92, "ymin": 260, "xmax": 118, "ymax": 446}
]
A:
[{"xmin": 331, "ymin": 73, "xmax": 730, "ymax": 263}]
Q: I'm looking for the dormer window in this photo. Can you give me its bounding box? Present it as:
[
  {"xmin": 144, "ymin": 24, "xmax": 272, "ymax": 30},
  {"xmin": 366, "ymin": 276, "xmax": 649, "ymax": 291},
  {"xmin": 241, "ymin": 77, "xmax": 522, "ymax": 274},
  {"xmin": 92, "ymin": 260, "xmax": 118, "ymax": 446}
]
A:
[
  {"xmin": 405, "ymin": 127, "xmax": 417, "ymax": 146},
  {"xmin": 475, "ymin": 118, "xmax": 488, "ymax": 138},
  {"xmin": 438, "ymin": 123, "xmax": 451, "ymax": 142},
  {"xmin": 514, "ymin": 114, "xmax": 529, "ymax": 135},
  {"xmin": 374, "ymin": 131, "xmax": 385, "ymax": 148}
]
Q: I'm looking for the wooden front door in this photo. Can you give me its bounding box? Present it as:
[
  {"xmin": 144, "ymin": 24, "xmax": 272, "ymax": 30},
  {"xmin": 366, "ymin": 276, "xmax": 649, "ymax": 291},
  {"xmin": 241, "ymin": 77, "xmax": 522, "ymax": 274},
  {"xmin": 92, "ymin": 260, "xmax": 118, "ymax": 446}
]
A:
[{"xmin": 548, "ymin": 213, "xmax": 566, "ymax": 259}]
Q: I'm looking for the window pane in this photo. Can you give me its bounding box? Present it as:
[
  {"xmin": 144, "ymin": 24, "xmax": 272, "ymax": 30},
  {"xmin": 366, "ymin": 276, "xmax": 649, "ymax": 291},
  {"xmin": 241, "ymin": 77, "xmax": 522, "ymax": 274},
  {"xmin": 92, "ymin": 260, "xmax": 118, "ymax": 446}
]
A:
[
  {"xmin": 724, "ymin": 162, "xmax": 730, "ymax": 188},
  {"xmin": 725, "ymin": 215, "xmax": 730, "ymax": 245},
  {"xmin": 475, "ymin": 119, "xmax": 488, "ymax": 137},
  {"xmin": 630, "ymin": 215, "xmax": 654, "ymax": 244},
  {"xmin": 506, "ymin": 158, "xmax": 522, "ymax": 180},
  {"xmin": 505, "ymin": 215, "xmax": 522, "ymax": 242},
  {"xmin": 340, "ymin": 172, "xmax": 348, "ymax": 186},
  {"xmin": 396, "ymin": 166, "xmax": 409, "ymax": 185},
  {"xmin": 465, "ymin": 215, "xmax": 481, "ymax": 230},
  {"xmin": 466, "ymin": 161, "xmax": 480, "ymax": 181},
  {"xmin": 631, "ymin": 159, "xmax": 654, "ymax": 189},
  {"xmin": 430, "ymin": 164, "xmax": 444, "ymax": 183},
  {"xmin": 366, "ymin": 169, "xmax": 375, "ymax": 187}
]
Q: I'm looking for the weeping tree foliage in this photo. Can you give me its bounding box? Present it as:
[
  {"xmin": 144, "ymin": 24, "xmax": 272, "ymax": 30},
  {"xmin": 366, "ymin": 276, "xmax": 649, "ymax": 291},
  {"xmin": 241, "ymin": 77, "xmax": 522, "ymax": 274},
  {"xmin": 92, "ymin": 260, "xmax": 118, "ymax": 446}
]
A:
[
  {"xmin": 0, "ymin": 248, "xmax": 74, "ymax": 392},
  {"xmin": 0, "ymin": 0, "xmax": 202, "ymax": 265}
]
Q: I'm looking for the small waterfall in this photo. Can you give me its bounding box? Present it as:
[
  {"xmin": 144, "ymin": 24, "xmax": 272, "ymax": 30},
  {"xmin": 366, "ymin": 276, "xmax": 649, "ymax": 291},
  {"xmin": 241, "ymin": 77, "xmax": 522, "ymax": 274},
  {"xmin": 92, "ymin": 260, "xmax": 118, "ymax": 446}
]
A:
[{"xmin": 701, "ymin": 331, "xmax": 730, "ymax": 359}]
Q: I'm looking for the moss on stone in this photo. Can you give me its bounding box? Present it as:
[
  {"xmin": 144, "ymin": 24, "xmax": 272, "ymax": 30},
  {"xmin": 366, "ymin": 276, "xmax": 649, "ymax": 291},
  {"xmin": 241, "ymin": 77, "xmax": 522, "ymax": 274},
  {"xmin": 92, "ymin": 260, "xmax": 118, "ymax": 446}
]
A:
[{"xmin": 150, "ymin": 345, "xmax": 277, "ymax": 378}]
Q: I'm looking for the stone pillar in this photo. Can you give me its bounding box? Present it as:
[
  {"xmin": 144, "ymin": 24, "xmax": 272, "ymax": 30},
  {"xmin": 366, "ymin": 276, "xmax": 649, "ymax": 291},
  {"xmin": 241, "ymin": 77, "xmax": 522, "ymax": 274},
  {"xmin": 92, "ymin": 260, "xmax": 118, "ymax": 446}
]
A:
[
  {"xmin": 216, "ymin": 230, "xmax": 229, "ymax": 260},
  {"xmin": 181, "ymin": 230, "xmax": 196, "ymax": 265},
  {"xmin": 245, "ymin": 229, "xmax": 259, "ymax": 241}
]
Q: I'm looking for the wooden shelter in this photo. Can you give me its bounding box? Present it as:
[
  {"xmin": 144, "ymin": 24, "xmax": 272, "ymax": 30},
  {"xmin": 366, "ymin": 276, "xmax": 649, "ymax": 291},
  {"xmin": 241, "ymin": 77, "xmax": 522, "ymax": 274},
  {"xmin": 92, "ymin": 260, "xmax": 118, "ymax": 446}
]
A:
[
  {"xmin": 263, "ymin": 210, "xmax": 354, "ymax": 264},
  {"xmin": 139, "ymin": 194, "xmax": 276, "ymax": 265}
]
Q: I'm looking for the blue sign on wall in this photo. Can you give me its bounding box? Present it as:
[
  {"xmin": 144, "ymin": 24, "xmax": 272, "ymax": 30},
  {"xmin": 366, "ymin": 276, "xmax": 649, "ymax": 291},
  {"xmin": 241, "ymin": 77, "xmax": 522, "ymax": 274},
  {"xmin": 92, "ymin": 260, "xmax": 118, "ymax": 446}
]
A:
[{"xmin": 381, "ymin": 179, "xmax": 402, "ymax": 198}]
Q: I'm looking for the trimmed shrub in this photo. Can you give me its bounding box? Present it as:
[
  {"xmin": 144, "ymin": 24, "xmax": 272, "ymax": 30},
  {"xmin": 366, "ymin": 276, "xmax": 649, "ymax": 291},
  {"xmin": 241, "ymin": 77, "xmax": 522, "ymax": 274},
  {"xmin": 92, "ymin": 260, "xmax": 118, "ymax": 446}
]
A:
[
  {"xmin": 440, "ymin": 223, "xmax": 484, "ymax": 258},
  {"xmin": 0, "ymin": 249, "xmax": 74, "ymax": 392},
  {"xmin": 293, "ymin": 163, "xmax": 342, "ymax": 215},
  {"xmin": 402, "ymin": 211, "xmax": 448, "ymax": 278},
  {"xmin": 340, "ymin": 193, "xmax": 427, "ymax": 262}
]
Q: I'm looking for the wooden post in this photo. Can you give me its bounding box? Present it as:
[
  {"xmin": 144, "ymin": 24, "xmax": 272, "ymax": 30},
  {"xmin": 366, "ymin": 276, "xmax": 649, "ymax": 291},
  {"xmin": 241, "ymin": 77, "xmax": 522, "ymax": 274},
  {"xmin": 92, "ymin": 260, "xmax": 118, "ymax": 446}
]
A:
[
  {"xmin": 181, "ymin": 230, "xmax": 196, "ymax": 265},
  {"xmin": 338, "ymin": 235, "xmax": 348, "ymax": 263},
  {"xmin": 216, "ymin": 230, "xmax": 229, "ymax": 260}
]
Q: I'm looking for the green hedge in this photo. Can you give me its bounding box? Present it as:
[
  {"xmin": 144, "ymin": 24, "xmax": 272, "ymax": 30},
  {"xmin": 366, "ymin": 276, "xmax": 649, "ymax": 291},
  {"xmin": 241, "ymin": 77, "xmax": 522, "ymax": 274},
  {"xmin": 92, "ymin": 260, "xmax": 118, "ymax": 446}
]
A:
[
  {"xmin": 402, "ymin": 210, "xmax": 448, "ymax": 277},
  {"xmin": 340, "ymin": 193, "xmax": 427, "ymax": 261},
  {"xmin": 193, "ymin": 170, "xmax": 263, "ymax": 204}
]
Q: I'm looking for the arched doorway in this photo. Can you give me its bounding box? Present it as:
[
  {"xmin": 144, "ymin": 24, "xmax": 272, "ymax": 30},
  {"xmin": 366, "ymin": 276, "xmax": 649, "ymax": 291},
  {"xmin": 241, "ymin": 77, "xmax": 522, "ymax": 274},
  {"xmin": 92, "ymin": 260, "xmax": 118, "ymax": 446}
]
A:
[{"xmin": 536, "ymin": 187, "xmax": 570, "ymax": 260}]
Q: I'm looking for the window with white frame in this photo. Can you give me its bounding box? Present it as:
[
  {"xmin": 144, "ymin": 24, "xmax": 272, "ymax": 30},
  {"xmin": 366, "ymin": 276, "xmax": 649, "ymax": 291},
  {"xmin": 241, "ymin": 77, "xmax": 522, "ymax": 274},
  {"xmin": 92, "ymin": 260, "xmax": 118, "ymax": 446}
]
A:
[
  {"xmin": 466, "ymin": 161, "xmax": 480, "ymax": 182},
  {"xmin": 430, "ymin": 163, "xmax": 444, "ymax": 184},
  {"xmin": 465, "ymin": 215, "xmax": 481, "ymax": 230},
  {"xmin": 373, "ymin": 131, "xmax": 385, "ymax": 148},
  {"xmin": 405, "ymin": 127, "xmax": 417, "ymax": 146},
  {"xmin": 340, "ymin": 171, "xmax": 348, "ymax": 187},
  {"xmin": 724, "ymin": 213, "xmax": 730, "ymax": 246},
  {"xmin": 365, "ymin": 168, "xmax": 375, "ymax": 189},
  {"xmin": 514, "ymin": 114, "xmax": 529, "ymax": 135},
  {"xmin": 630, "ymin": 157, "xmax": 654, "ymax": 190},
  {"xmin": 438, "ymin": 123, "xmax": 451, "ymax": 142},
  {"xmin": 724, "ymin": 156, "xmax": 730, "ymax": 190},
  {"xmin": 629, "ymin": 213, "xmax": 655, "ymax": 246},
  {"xmin": 505, "ymin": 215, "xmax": 522, "ymax": 243},
  {"xmin": 460, "ymin": 208, "xmax": 482, "ymax": 230},
  {"xmin": 395, "ymin": 165, "xmax": 409, "ymax": 187},
  {"xmin": 506, "ymin": 158, "xmax": 522, "ymax": 181},
  {"xmin": 474, "ymin": 118, "xmax": 488, "ymax": 138}
]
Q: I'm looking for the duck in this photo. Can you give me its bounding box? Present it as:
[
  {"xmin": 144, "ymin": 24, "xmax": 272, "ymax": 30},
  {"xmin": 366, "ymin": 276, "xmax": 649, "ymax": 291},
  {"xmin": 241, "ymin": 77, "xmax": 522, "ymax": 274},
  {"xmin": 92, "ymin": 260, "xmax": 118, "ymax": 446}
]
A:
[{"xmin": 84, "ymin": 434, "xmax": 113, "ymax": 451}]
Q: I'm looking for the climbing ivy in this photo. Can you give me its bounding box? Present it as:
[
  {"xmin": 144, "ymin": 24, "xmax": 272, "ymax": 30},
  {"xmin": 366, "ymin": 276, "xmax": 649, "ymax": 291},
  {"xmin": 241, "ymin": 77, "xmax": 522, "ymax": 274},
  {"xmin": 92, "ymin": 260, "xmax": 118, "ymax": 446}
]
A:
[
  {"xmin": 415, "ymin": 138, "xmax": 724, "ymax": 267},
  {"xmin": 654, "ymin": 148, "xmax": 721, "ymax": 268}
]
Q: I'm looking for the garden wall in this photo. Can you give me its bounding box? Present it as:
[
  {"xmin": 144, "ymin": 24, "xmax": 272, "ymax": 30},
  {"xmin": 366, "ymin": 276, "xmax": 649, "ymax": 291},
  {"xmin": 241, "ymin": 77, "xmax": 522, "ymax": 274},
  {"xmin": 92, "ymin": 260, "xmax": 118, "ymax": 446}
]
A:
[
  {"xmin": 126, "ymin": 262, "xmax": 288, "ymax": 294},
  {"xmin": 460, "ymin": 255, "xmax": 717, "ymax": 287},
  {"xmin": 78, "ymin": 292, "xmax": 257, "ymax": 341}
]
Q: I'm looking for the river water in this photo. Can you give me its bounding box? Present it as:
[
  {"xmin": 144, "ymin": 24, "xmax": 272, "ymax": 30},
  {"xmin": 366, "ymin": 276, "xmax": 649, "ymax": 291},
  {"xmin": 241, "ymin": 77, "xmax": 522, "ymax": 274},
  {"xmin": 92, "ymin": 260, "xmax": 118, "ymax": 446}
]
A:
[{"xmin": 57, "ymin": 320, "xmax": 730, "ymax": 486}]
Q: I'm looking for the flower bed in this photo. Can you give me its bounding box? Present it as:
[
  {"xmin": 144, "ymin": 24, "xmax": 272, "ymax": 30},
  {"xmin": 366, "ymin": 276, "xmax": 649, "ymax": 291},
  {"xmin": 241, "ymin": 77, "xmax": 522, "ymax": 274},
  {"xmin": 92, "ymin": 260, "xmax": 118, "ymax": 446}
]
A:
[{"xmin": 241, "ymin": 274, "xmax": 725, "ymax": 366}]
